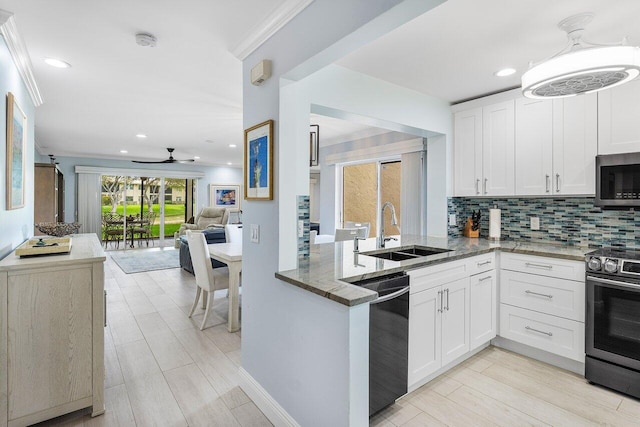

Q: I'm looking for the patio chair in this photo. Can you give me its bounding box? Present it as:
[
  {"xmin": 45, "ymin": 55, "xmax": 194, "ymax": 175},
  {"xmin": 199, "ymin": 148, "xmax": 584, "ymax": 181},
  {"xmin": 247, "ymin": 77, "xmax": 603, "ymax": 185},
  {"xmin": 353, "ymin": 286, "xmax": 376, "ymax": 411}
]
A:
[
  {"xmin": 132, "ymin": 211, "xmax": 156, "ymax": 247},
  {"xmin": 102, "ymin": 212, "xmax": 124, "ymax": 249}
]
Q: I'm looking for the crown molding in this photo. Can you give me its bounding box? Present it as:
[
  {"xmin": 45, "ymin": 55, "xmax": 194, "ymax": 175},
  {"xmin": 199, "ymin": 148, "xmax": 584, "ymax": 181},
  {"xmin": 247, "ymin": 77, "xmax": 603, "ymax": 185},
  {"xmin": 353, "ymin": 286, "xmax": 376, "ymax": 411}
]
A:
[
  {"xmin": 231, "ymin": 0, "xmax": 314, "ymax": 60},
  {"xmin": 0, "ymin": 9, "xmax": 43, "ymax": 107}
]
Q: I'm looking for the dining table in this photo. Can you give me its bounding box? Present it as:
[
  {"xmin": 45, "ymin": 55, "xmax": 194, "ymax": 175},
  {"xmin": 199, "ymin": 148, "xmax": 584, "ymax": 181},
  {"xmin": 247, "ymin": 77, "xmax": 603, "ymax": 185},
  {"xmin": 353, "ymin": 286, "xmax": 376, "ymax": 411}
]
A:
[{"xmin": 207, "ymin": 242, "xmax": 242, "ymax": 332}]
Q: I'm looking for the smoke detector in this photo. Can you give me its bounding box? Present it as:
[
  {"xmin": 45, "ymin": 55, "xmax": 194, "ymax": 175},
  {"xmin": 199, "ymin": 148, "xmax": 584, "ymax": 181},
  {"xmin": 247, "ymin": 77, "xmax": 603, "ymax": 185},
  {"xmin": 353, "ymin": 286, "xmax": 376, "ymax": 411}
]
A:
[
  {"xmin": 521, "ymin": 13, "xmax": 640, "ymax": 99},
  {"xmin": 135, "ymin": 33, "xmax": 157, "ymax": 47}
]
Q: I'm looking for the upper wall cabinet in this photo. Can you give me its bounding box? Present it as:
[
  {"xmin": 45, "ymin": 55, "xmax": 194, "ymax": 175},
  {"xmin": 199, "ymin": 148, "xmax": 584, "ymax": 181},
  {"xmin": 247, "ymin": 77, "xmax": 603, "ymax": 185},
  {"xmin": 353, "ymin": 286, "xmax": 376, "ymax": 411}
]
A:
[
  {"xmin": 514, "ymin": 94, "xmax": 597, "ymax": 196},
  {"xmin": 454, "ymin": 101, "xmax": 515, "ymax": 196},
  {"xmin": 598, "ymin": 78, "xmax": 640, "ymax": 155}
]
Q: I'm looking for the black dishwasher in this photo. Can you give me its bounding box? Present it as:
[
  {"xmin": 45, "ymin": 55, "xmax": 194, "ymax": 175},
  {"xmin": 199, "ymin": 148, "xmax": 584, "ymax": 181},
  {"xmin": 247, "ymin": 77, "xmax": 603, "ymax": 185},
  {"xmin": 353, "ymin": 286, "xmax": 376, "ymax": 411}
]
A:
[{"xmin": 354, "ymin": 272, "xmax": 410, "ymax": 416}]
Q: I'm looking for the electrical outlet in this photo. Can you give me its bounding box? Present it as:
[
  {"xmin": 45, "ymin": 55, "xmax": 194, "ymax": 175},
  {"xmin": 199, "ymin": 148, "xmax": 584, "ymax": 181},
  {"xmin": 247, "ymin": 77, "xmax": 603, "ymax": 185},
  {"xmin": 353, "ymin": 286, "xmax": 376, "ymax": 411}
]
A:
[
  {"xmin": 250, "ymin": 224, "xmax": 260, "ymax": 243},
  {"xmin": 530, "ymin": 217, "xmax": 540, "ymax": 231},
  {"xmin": 449, "ymin": 214, "xmax": 456, "ymax": 225}
]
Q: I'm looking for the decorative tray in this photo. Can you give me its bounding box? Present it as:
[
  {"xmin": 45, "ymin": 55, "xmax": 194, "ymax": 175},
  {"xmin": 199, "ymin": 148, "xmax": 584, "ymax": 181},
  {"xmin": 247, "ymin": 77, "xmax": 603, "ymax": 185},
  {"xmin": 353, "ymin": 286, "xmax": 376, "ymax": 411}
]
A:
[{"xmin": 15, "ymin": 237, "xmax": 72, "ymax": 257}]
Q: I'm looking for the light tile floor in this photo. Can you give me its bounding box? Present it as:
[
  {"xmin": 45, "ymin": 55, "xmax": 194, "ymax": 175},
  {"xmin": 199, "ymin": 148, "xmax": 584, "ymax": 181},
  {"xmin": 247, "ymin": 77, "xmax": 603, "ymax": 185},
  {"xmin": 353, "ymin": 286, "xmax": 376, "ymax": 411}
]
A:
[
  {"xmin": 33, "ymin": 251, "xmax": 640, "ymax": 426},
  {"xmin": 34, "ymin": 252, "xmax": 271, "ymax": 427}
]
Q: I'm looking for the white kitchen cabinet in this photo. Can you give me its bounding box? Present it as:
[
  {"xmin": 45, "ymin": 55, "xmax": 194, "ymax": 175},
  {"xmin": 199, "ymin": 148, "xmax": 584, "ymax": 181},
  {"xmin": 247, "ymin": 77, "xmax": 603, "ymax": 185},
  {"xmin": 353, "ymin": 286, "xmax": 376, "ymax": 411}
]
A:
[
  {"xmin": 440, "ymin": 277, "xmax": 470, "ymax": 365},
  {"xmin": 454, "ymin": 108, "xmax": 483, "ymax": 196},
  {"xmin": 515, "ymin": 98, "xmax": 553, "ymax": 195},
  {"xmin": 408, "ymin": 286, "xmax": 441, "ymax": 386},
  {"xmin": 454, "ymin": 101, "xmax": 515, "ymax": 196},
  {"xmin": 515, "ymin": 94, "xmax": 596, "ymax": 196},
  {"xmin": 499, "ymin": 252, "xmax": 585, "ymax": 363},
  {"xmin": 598, "ymin": 78, "xmax": 640, "ymax": 154},
  {"xmin": 553, "ymin": 94, "xmax": 597, "ymax": 195},
  {"xmin": 482, "ymin": 100, "xmax": 515, "ymax": 196},
  {"xmin": 470, "ymin": 270, "xmax": 496, "ymax": 350}
]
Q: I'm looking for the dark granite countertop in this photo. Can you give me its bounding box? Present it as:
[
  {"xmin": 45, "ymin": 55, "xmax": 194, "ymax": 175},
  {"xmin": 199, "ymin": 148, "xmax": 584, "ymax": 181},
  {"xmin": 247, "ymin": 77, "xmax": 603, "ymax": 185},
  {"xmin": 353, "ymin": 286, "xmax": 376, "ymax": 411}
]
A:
[{"xmin": 275, "ymin": 235, "xmax": 591, "ymax": 307}]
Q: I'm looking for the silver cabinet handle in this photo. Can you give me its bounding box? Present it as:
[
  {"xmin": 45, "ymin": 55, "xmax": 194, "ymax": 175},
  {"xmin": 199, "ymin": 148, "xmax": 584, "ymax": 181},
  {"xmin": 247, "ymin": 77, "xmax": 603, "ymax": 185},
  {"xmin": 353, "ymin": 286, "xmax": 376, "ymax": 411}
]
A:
[
  {"xmin": 479, "ymin": 275, "xmax": 492, "ymax": 282},
  {"xmin": 475, "ymin": 179, "xmax": 480, "ymax": 195},
  {"xmin": 525, "ymin": 262, "xmax": 553, "ymax": 270},
  {"xmin": 525, "ymin": 290, "xmax": 553, "ymax": 299},
  {"xmin": 104, "ymin": 290, "xmax": 108, "ymax": 327},
  {"xmin": 525, "ymin": 326, "xmax": 553, "ymax": 337},
  {"xmin": 556, "ymin": 173, "xmax": 560, "ymax": 193},
  {"xmin": 477, "ymin": 260, "xmax": 492, "ymax": 266},
  {"xmin": 483, "ymin": 178, "xmax": 488, "ymax": 194},
  {"xmin": 545, "ymin": 174, "xmax": 550, "ymax": 193},
  {"xmin": 437, "ymin": 290, "xmax": 443, "ymax": 313},
  {"xmin": 445, "ymin": 288, "xmax": 450, "ymax": 311}
]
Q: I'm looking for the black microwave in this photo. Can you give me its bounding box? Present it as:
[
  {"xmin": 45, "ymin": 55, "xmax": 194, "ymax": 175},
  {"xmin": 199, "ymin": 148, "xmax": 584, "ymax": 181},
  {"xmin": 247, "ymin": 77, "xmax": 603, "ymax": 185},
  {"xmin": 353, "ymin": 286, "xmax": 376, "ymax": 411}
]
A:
[{"xmin": 596, "ymin": 153, "xmax": 640, "ymax": 209}]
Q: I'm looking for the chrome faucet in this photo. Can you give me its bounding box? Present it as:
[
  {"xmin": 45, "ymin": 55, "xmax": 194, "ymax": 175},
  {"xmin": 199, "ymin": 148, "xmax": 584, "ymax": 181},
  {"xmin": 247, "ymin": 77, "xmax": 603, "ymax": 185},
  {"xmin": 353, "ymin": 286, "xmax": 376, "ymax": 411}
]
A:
[{"xmin": 379, "ymin": 201, "xmax": 399, "ymax": 248}]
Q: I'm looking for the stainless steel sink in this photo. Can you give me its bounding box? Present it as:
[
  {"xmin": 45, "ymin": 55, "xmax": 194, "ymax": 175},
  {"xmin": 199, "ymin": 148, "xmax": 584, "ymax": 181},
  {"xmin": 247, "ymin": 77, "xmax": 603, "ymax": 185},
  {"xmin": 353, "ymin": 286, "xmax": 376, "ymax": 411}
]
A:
[{"xmin": 363, "ymin": 246, "xmax": 451, "ymax": 261}]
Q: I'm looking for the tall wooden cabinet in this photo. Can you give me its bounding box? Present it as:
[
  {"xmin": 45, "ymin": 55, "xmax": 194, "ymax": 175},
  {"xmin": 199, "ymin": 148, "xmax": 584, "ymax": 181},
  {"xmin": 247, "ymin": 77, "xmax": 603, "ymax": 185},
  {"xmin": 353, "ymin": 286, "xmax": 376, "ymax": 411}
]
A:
[
  {"xmin": 0, "ymin": 234, "xmax": 105, "ymax": 427},
  {"xmin": 34, "ymin": 163, "xmax": 64, "ymax": 228}
]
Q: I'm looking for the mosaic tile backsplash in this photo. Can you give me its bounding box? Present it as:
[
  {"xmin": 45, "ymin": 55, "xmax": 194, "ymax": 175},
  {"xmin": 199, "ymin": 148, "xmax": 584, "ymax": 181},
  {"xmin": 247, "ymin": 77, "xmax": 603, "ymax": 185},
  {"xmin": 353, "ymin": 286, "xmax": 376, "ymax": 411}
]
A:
[
  {"xmin": 448, "ymin": 197, "xmax": 640, "ymax": 249},
  {"xmin": 297, "ymin": 195, "xmax": 310, "ymax": 258}
]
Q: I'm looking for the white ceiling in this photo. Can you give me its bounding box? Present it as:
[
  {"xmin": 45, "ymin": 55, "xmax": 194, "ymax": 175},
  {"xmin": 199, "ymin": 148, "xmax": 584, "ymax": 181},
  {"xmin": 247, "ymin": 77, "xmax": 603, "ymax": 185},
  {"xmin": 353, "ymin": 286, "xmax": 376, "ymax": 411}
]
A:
[
  {"xmin": 4, "ymin": 0, "xmax": 640, "ymax": 165},
  {"xmin": 338, "ymin": 0, "xmax": 640, "ymax": 104}
]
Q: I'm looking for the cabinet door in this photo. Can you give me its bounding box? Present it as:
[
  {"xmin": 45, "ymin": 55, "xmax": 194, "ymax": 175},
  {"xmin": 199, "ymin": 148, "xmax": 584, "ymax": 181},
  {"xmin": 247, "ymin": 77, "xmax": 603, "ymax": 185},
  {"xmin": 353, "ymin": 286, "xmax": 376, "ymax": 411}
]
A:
[
  {"xmin": 408, "ymin": 286, "xmax": 442, "ymax": 386},
  {"xmin": 454, "ymin": 108, "xmax": 483, "ymax": 196},
  {"xmin": 553, "ymin": 94, "xmax": 597, "ymax": 195},
  {"xmin": 598, "ymin": 78, "xmax": 640, "ymax": 155},
  {"xmin": 482, "ymin": 100, "xmax": 515, "ymax": 196},
  {"xmin": 515, "ymin": 98, "xmax": 553, "ymax": 195},
  {"xmin": 441, "ymin": 278, "xmax": 470, "ymax": 366},
  {"xmin": 470, "ymin": 271, "xmax": 496, "ymax": 350},
  {"xmin": 7, "ymin": 267, "xmax": 93, "ymax": 420}
]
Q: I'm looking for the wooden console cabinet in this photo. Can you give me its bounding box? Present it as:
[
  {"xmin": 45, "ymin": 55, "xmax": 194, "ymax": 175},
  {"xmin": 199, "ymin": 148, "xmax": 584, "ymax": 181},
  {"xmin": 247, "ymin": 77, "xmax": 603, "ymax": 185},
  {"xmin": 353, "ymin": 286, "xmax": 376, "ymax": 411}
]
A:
[
  {"xmin": 0, "ymin": 234, "xmax": 105, "ymax": 427},
  {"xmin": 34, "ymin": 163, "xmax": 64, "ymax": 234}
]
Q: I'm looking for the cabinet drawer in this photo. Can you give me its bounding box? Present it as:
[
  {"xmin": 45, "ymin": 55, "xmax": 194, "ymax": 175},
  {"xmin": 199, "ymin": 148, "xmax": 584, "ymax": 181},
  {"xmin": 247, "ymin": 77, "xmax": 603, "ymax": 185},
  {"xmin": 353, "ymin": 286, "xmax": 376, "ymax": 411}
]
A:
[
  {"xmin": 500, "ymin": 270, "xmax": 585, "ymax": 321},
  {"xmin": 467, "ymin": 253, "xmax": 495, "ymax": 275},
  {"xmin": 501, "ymin": 252, "xmax": 584, "ymax": 281},
  {"xmin": 408, "ymin": 258, "xmax": 469, "ymax": 294},
  {"xmin": 499, "ymin": 304, "xmax": 584, "ymax": 362}
]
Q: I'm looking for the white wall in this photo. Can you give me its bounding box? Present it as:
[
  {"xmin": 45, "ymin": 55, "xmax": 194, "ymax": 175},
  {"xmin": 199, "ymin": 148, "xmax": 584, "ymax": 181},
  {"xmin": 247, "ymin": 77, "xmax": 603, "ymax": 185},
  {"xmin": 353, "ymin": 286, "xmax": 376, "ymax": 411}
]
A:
[
  {"xmin": 241, "ymin": 1, "xmax": 447, "ymax": 426},
  {"xmin": 49, "ymin": 155, "xmax": 241, "ymax": 223},
  {"xmin": 0, "ymin": 37, "xmax": 36, "ymax": 259}
]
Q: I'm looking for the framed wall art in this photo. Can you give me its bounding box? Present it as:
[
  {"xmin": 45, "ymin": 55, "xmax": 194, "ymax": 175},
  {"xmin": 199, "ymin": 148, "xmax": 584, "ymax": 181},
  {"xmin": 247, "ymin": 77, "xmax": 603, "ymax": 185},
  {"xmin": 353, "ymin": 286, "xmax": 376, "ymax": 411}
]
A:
[
  {"xmin": 210, "ymin": 184, "xmax": 241, "ymax": 209},
  {"xmin": 6, "ymin": 92, "xmax": 26, "ymax": 210},
  {"xmin": 244, "ymin": 119, "xmax": 273, "ymax": 200}
]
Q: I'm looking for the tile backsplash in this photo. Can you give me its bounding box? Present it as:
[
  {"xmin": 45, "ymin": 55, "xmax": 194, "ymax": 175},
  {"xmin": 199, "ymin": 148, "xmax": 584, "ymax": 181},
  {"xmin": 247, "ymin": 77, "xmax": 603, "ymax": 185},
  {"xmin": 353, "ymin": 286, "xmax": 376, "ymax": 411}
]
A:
[{"xmin": 448, "ymin": 197, "xmax": 640, "ymax": 249}]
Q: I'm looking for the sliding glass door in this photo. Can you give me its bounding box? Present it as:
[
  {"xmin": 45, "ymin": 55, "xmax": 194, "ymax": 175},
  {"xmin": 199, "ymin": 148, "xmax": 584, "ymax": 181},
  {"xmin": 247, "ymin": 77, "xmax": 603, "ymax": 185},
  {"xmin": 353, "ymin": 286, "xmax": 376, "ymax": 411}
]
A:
[{"xmin": 342, "ymin": 159, "xmax": 401, "ymax": 238}]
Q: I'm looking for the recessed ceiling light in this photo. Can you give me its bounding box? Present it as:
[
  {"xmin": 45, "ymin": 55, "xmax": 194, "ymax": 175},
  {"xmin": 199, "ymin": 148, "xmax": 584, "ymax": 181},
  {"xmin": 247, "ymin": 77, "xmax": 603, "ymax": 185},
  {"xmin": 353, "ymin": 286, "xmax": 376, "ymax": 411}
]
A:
[
  {"xmin": 120, "ymin": 150, "xmax": 128, "ymax": 154},
  {"xmin": 136, "ymin": 134, "xmax": 147, "ymax": 139},
  {"xmin": 495, "ymin": 68, "xmax": 516, "ymax": 77},
  {"xmin": 194, "ymin": 156, "xmax": 200, "ymax": 160},
  {"xmin": 229, "ymin": 144, "xmax": 237, "ymax": 148},
  {"xmin": 44, "ymin": 58, "xmax": 71, "ymax": 68},
  {"xmin": 227, "ymin": 162, "xmax": 232, "ymax": 165}
]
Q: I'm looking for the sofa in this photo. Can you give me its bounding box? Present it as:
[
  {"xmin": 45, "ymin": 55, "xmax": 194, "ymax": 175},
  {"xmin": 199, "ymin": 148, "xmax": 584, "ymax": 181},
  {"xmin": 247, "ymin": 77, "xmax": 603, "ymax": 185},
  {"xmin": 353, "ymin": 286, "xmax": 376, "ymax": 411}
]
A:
[
  {"xmin": 179, "ymin": 228, "xmax": 227, "ymax": 274},
  {"xmin": 174, "ymin": 207, "xmax": 232, "ymax": 248}
]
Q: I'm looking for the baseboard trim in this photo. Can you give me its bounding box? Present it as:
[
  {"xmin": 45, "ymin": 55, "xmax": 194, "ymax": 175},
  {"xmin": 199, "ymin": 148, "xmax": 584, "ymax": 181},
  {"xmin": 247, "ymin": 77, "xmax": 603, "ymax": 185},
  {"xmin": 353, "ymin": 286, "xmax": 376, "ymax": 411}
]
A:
[
  {"xmin": 492, "ymin": 336, "xmax": 585, "ymax": 375},
  {"xmin": 238, "ymin": 368, "xmax": 300, "ymax": 427}
]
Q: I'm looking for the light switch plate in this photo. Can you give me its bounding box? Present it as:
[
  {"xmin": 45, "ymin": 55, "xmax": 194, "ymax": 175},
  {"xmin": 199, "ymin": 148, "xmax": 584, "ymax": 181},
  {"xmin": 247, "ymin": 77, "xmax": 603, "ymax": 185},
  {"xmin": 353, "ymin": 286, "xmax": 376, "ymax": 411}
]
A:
[
  {"xmin": 250, "ymin": 224, "xmax": 260, "ymax": 243},
  {"xmin": 449, "ymin": 214, "xmax": 456, "ymax": 225},
  {"xmin": 297, "ymin": 220, "xmax": 304, "ymax": 238},
  {"xmin": 530, "ymin": 217, "xmax": 540, "ymax": 231}
]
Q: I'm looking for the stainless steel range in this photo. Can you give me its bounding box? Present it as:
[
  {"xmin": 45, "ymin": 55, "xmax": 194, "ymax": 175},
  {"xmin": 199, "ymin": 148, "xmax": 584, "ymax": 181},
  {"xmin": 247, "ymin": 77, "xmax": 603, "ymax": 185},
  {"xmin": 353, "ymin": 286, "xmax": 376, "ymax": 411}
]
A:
[{"xmin": 585, "ymin": 248, "xmax": 640, "ymax": 398}]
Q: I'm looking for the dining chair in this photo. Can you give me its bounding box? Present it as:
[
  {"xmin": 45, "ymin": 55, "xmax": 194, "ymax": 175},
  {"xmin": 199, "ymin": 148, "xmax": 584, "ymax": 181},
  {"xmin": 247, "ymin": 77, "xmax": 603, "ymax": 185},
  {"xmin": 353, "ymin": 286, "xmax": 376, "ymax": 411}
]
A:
[
  {"xmin": 185, "ymin": 230, "xmax": 230, "ymax": 330},
  {"xmin": 344, "ymin": 221, "xmax": 371, "ymax": 238},
  {"xmin": 224, "ymin": 224, "xmax": 243, "ymax": 243},
  {"xmin": 334, "ymin": 227, "xmax": 368, "ymax": 242}
]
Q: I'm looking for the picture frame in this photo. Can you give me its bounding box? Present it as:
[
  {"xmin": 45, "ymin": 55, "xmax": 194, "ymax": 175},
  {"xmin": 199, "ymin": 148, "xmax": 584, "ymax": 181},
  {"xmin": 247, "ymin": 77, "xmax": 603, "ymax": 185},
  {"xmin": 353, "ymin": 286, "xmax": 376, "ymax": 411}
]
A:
[
  {"xmin": 310, "ymin": 124, "xmax": 319, "ymax": 167},
  {"xmin": 210, "ymin": 184, "xmax": 241, "ymax": 209},
  {"xmin": 244, "ymin": 119, "xmax": 274, "ymax": 200},
  {"xmin": 6, "ymin": 92, "xmax": 26, "ymax": 210}
]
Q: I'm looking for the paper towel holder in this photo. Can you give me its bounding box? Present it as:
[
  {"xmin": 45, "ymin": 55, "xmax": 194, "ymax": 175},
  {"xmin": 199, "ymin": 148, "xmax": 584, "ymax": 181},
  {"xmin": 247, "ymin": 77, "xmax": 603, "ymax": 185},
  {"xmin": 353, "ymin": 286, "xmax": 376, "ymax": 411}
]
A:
[{"xmin": 488, "ymin": 207, "xmax": 501, "ymax": 241}]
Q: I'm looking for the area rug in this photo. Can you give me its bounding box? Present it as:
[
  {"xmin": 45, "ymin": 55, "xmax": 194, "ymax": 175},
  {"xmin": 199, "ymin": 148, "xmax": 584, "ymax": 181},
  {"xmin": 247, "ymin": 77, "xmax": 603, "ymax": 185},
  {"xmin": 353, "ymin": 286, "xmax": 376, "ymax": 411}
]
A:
[{"xmin": 111, "ymin": 249, "xmax": 180, "ymax": 274}]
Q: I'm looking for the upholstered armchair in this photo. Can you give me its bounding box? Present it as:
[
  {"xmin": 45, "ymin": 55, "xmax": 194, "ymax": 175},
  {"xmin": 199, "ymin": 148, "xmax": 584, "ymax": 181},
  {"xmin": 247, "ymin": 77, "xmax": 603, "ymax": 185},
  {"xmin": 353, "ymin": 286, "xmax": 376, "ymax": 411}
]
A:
[{"xmin": 174, "ymin": 207, "xmax": 231, "ymax": 247}]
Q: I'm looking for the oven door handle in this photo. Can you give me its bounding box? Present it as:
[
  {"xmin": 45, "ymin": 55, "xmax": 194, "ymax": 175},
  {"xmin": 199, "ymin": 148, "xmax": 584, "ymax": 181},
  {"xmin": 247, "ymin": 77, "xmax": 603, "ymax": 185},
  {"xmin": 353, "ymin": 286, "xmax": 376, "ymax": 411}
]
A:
[{"xmin": 587, "ymin": 275, "xmax": 640, "ymax": 291}]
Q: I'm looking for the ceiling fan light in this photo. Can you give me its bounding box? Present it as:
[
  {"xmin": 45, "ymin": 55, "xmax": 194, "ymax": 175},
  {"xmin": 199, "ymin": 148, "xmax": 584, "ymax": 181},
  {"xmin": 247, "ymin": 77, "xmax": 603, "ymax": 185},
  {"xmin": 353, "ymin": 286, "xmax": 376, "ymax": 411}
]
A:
[{"xmin": 522, "ymin": 45, "xmax": 640, "ymax": 99}]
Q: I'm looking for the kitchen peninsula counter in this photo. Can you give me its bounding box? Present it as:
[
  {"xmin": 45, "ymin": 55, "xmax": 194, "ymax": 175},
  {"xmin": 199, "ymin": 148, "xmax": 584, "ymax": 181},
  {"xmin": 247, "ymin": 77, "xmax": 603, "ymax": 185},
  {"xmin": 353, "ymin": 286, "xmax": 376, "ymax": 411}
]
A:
[{"xmin": 275, "ymin": 236, "xmax": 590, "ymax": 307}]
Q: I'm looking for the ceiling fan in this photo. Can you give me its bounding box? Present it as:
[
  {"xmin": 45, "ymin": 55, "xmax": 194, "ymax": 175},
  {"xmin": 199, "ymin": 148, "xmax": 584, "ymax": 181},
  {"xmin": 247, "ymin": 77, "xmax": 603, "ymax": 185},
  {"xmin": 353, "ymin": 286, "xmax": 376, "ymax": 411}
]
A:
[{"xmin": 131, "ymin": 148, "xmax": 195, "ymax": 164}]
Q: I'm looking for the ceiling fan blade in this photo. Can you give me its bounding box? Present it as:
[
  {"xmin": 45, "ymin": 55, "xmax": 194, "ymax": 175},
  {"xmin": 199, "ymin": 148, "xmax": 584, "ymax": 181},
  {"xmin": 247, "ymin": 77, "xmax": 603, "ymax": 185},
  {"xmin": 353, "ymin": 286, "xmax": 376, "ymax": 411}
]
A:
[
  {"xmin": 177, "ymin": 159, "xmax": 195, "ymax": 163},
  {"xmin": 131, "ymin": 159, "xmax": 173, "ymax": 164}
]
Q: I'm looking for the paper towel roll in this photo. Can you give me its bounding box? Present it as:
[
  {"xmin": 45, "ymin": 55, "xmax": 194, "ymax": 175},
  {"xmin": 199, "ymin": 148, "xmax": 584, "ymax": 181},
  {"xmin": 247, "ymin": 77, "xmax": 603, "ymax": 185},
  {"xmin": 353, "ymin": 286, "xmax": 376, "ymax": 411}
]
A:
[{"xmin": 489, "ymin": 208, "xmax": 501, "ymax": 240}]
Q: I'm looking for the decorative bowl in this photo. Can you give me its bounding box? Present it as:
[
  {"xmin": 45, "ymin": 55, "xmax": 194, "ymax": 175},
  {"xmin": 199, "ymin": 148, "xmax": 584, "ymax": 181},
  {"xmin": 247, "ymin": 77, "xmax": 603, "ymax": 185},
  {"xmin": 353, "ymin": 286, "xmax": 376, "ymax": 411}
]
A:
[{"xmin": 35, "ymin": 222, "xmax": 82, "ymax": 237}]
